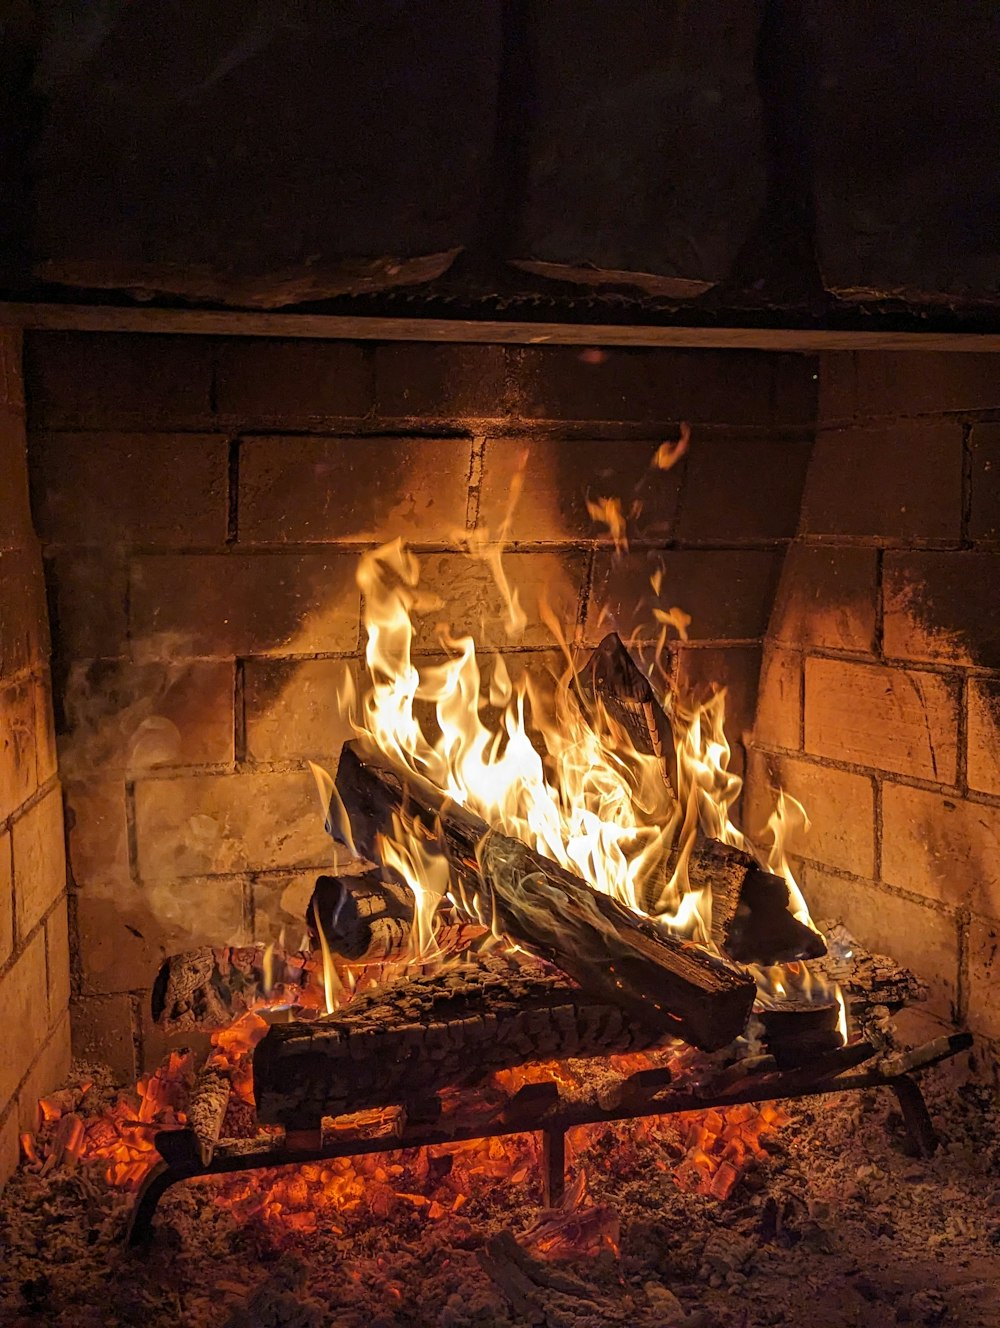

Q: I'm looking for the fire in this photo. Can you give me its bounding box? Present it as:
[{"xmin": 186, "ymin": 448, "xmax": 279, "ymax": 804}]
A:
[{"xmin": 330, "ymin": 534, "xmax": 811, "ymax": 965}]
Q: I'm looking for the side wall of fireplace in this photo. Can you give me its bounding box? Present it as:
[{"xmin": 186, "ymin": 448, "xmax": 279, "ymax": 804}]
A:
[
  {"xmin": 24, "ymin": 332, "xmax": 816, "ymax": 1075},
  {"xmin": 748, "ymin": 352, "xmax": 1000, "ymax": 1071},
  {"xmin": 0, "ymin": 330, "xmax": 70, "ymax": 1186}
]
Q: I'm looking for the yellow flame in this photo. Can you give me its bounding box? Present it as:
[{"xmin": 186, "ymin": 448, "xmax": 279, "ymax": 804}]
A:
[
  {"xmin": 328, "ymin": 535, "xmax": 817, "ymax": 964},
  {"xmin": 651, "ymin": 422, "xmax": 691, "ymax": 471}
]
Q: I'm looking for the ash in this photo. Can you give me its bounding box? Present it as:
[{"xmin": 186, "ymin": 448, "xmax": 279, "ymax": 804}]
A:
[{"xmin": 1, "ymin": 1065, "xmax": 998, "ymax": 1328}]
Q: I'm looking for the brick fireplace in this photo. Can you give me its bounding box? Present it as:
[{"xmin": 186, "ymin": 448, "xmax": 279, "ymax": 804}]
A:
[{"xmin": 1, "ymin": 326, "xmax": 997, "ymax": 1187}]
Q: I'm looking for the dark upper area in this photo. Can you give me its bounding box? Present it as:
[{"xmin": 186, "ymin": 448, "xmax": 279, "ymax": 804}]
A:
[{"xmin": 3, "ymin": 1, "xmax": 1000, "ymax": 330}]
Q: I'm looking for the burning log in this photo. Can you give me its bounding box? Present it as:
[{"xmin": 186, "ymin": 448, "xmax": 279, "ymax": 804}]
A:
[
  {"xmin": 334, "ymin": 742, "xmax": 756, "ymax": 1051},
  {"xmin": 579, "ymin": 631, "xmax": 676, "ymax": 788},
  {"xmin": 253, "ymin": 956, "xmax": 674, "ymax": 1129},
  {"xmin": 152, "ymin": 909, "xmax": 485, "ymax": 1035},
  {"xmin": 307, "ymin": 870, "xmax": 486, "ymax": 959}
]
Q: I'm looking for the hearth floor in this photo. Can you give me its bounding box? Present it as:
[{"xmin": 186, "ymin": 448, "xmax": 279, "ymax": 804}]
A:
[{"xmin": 0, "ymin": 1062, "xmax": 997, "ymax": 1328}]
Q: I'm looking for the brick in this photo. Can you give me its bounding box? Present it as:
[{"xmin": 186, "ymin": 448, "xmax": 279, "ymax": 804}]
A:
[
  {"xmin": 801, "ymin": 422, "xmax": 964, "ymax": 542},
  {"xmin": 64, "ymin": 779, "xmax": 130, "ymax": 888},
  {"xmin": 967, "ymin": 913, "xmax": 1000, "ymax": 1041},
  {"xmin": 589, "ymin": 550, "xmax": 781, "ymax": 645},
  {"xmin": 969, "ymin": 423, "xmax": 1000, "ymax": 545},
  {"xmin": 215, "ymin": 339, "xmax": 370, "ymax": 427},
  {"xmin": 804, "ymin": 657, "xmax": 959, "ymax": 782},
  {"xmin": 0, "ymin": 831, "xmax": 11, "ymax": 967},
  {"xmin": 968, "ymin": 677, "xmax": 1000, "ymax": 795},
  {"xmin": 15, "ymin": 1011, "xmax": 71, "ymax": 1134},
  {"xmin": 413, "ymin": 551, "xmax": 587, "ymax": 650},
  {"xmin": 30, "ymin": 432, "xmax": 228, "ymax": 546},
  {"xmin": 0, "ymin": 329, "xmax": 24, "ymax": 412},
  {"xmin": 753, "ymin": 647, "xmax": 802, "ymax": 751},
  {"xmin": 251, "ymin": 872, "xmax": 324, "ymax": 941},
  {"xmin": 375, "ymin": 344, "xmax": 506, "ymax": 421},
  {"xmin": 817, "ymin": 352, "xmax": 855, "ymax": 423},
  {"xmin": 477, "ymin": 437, "xmax": 682, "ymax": 545},
  {"xmin": 884, "ymin": 551, "xmax": 1000, "ymax": 667},
  {"xmin": 674, "ymin": 645, "xmax": 762, "ymax": 749},
  {"xmin": 0, "ymin": 931, "xmax": 47, "ymax": 1109},
  {"xmin": 851, "ymin": 352, "xmax": 1000, "ymax": 417},
  {"xmin": 133, "ymin": 770, "xmax": 340, "ymax": 881},
  {"xmin": 11, "ymin": 788, "xmax": 65, "ymax": 939},
  {"xmin": 59, "ymin": 659, "xmax": 234, "ymax": 778},
  {"xmin": 45, "ymin": 896, "xmax": 70, "ymax": 1026},
  {"xmin": 245, "ymin": 658, "xmax": 359, "ymax": 763},
  {"xmin": 130, "ymin": 553, "xmax": 360, "ymax": 658},
  {"xmin": 0, "ymin": 1107, "xmax": 19, "ymax": 1189},
  {"xmin": 34, "ymin": 673, "xmax": 57, "ymax": 786},
  {"xmin": 45, "ymin": 550, "xmax": 128, "ymax": 660},
  {"xmin": 744, "ymin": 751, "xmax": 875, "ymax": 878},
  {"xmin": 507, "ymin": 347, "xmax": 782, "ymax": 426},
  {"xmin": 76, "ymin": 878, "xmax": 247, "ymax": 995},
  {"xmin": 0, "ymin": 548, "xmax": 49, "ymax": 678},
  {"xmin": 801, "ymin": 866, "xmax": 959, "ymax": 1021},
  {"xmin": 771, "ymin": 544, "xmax": 877, "ymax": 653},
  {"xmin": 70, "ymin": 994, "xmax": 136, "ymax": 1079},
  {"xmin": 677, "ymin": 438, "xmax": 811, "ymax": 544},
  {"xmin": 239, "ymin": 436, "xmax": 472, "ymax": 545},
  {"xmin": 0, "ymin": 404, "xmax": 33, "ymax": 551},
  {"xmin": 882, "ymin": 784, "xmax": 1000, "ymax": 917},
  {"xmin": 24, "ymin": 332, "xmax": 213, "ymax": 429},
  {"xmin": 0, "ymin": 677, "xmax": 37, "ymax": 822}
]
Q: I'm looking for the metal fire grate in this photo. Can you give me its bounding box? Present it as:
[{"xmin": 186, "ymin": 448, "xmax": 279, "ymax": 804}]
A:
[{"xmin": 127, "ymin": 1032, "xmax": 972, "ymax": 1247}]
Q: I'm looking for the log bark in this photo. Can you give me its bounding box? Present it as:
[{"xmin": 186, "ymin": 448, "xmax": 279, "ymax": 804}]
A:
[
  {"xmin": 253, "ymin": 956, "xmax": 674, "ymax": 1129},
  {"xmin": 334, "ymin": 742, "xmax": 756, "ymax": 1051}
]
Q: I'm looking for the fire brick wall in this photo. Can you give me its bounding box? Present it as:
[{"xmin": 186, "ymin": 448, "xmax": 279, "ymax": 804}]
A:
[
  {"xmin": 0, "ymin": 330, "xmax": 70, "ymax": 1187},
  {"xmin": 23, "ymin": 332, "xmax": 816, "ymax": 1076},
  {"xmin": 747, "ymin": 352, "xmax": 1000, "ymax": 1073}
]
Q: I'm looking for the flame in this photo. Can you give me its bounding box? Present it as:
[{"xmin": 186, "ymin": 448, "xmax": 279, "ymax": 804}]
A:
[
  {"xmin": 651, "ymin": 422, "xmax": 691, "ymax": 471},
  {"xmin": 328, "ymin": 530, "xmax": 822, "ymax": 959}
]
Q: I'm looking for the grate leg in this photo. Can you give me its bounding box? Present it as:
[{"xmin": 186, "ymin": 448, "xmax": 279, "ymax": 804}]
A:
[
  {"xmin": 890, "ymin": 1075, "xmax": 938, "ymax": 1157},
  {"xmin": 126, "ymin": 1162, "xmax": 188, "ymax": 1249},
  {"xmin": 541, "ymin": 1126, "xmax": 566, "ymax": 1207}
]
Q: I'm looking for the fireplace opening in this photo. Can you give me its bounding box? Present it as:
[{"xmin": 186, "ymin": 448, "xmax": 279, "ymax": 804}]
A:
[{"xmin": 1, "ymin": 329, "xmax": 998, "ymax": 1327}]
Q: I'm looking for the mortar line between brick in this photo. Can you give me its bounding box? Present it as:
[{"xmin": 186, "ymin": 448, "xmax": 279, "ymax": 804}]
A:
[
  {"xmin": 226, "ymin": 437, "xmax": 240, "ymax": 544},
  {"xmin": 128, "ymin": 991, "xmax": 144, "ymax": 1078},
  {"xmin": 234, "ymin": 658, "xmax": 247, "ymax": 765},
  {"xmin": 465, "ymin": 435, "xmax": 486, "ymax": 531},
  {"xmin": 960, "ymin": 421, "xmax": 974, "ymax": 549},
  {"xmin": 873, "ymin": 547, "xmax": 885, "ymax": 659},
  {"xmin": 124, "ymin": 780, "xmax": 140, "ymax": 887},
  {"xmin": 955, "ymin": 906, "xmax": 971, "ymax": 1025},
  {"xmin": 872, "ymin": 776, "xmax": 883, "ymax": 882},
  {"xmin": 956, "ymin": 673, "xmax": 970, "ymax": 797}
]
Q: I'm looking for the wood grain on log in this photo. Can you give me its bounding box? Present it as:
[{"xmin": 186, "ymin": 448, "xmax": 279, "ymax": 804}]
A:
[
  {"xmin": 334, "ymin": 742, "xmax": 756, "ymax": 1050},
  {"xmin": 307, "ymin": 870, "xmax": 487, "ymax": 960},
  {"xmin": 253, "ymin": 956, "xmax": 674, "ymax": 1129},
  {"xmin": 578, "ymin": 632, "xmax": 676, "ymax": 790}
]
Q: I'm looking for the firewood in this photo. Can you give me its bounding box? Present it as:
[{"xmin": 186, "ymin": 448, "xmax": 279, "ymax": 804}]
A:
[
  {"xmin": 307, "ymin": 870, "xmax": 486, "ymax": 959},
  {"xmin": 334, "ymin": 742, "xmax": 757, "ymax": 1051},
  {"xmin": 252, "ymin": 956, "xmax": 675, "ymax": 1129},
  {"xmin": 809, "ymin": 921, "xmax": 928, "ymax": 1015},
  {"xmin": 184, "ymin": 1066, "xmax": 231, "ymax": 1166},
  {"xmin": 579, "ymin": 631, "xmax": 676, "ymax": 789}
]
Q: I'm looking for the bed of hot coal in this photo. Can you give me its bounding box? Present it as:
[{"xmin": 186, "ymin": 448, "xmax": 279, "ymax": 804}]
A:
[{"xmin": 1, "ymin": 1016, "xmax": 997, "ymax": 1328}]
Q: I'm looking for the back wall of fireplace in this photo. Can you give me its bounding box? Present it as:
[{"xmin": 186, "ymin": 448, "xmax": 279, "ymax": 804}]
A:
[{"xmin": 5, "ymin": 330, "xmax": 997, "ymax": 1121}]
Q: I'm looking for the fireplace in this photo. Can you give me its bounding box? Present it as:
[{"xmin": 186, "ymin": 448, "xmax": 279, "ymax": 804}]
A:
[{"xmin": 1, "ymin": 324, "xmax": 998, "ymax": 1322}]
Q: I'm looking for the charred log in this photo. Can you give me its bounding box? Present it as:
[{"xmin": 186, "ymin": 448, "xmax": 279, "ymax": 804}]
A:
[
  {"xmin": 307, "ymin": 870, "xmax": 487, "ymax": 960},
  {"xmin": 334, "ymin": 742, "xmax": 756, "ymax": 1051},
  {"xmin": 579, "ymin": 632, "xmax": 676, "ymax": 789},
  {"xmin": 253, "ymin": 957, "xmax": 674, "ymax": 1129}
]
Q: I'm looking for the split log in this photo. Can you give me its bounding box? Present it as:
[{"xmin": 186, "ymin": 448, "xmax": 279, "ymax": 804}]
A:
[
  {"xmin": 253, "ymin": 956, "xmax": 674, "ymax": 1129},
  {"xmin": 307, "ymin": 870, "xmax": 486, "ymax": 959},
  {"xmin": 579, "ymin": 632, "xmax": 676, "ymax": 788},
  {"xmin": 334, "ymin": 742, "xmax": 756, "ymax": 1051},
  {"xmin": 757, "ymin": 1001, "xmax": 844, "ymax": 1069}
]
